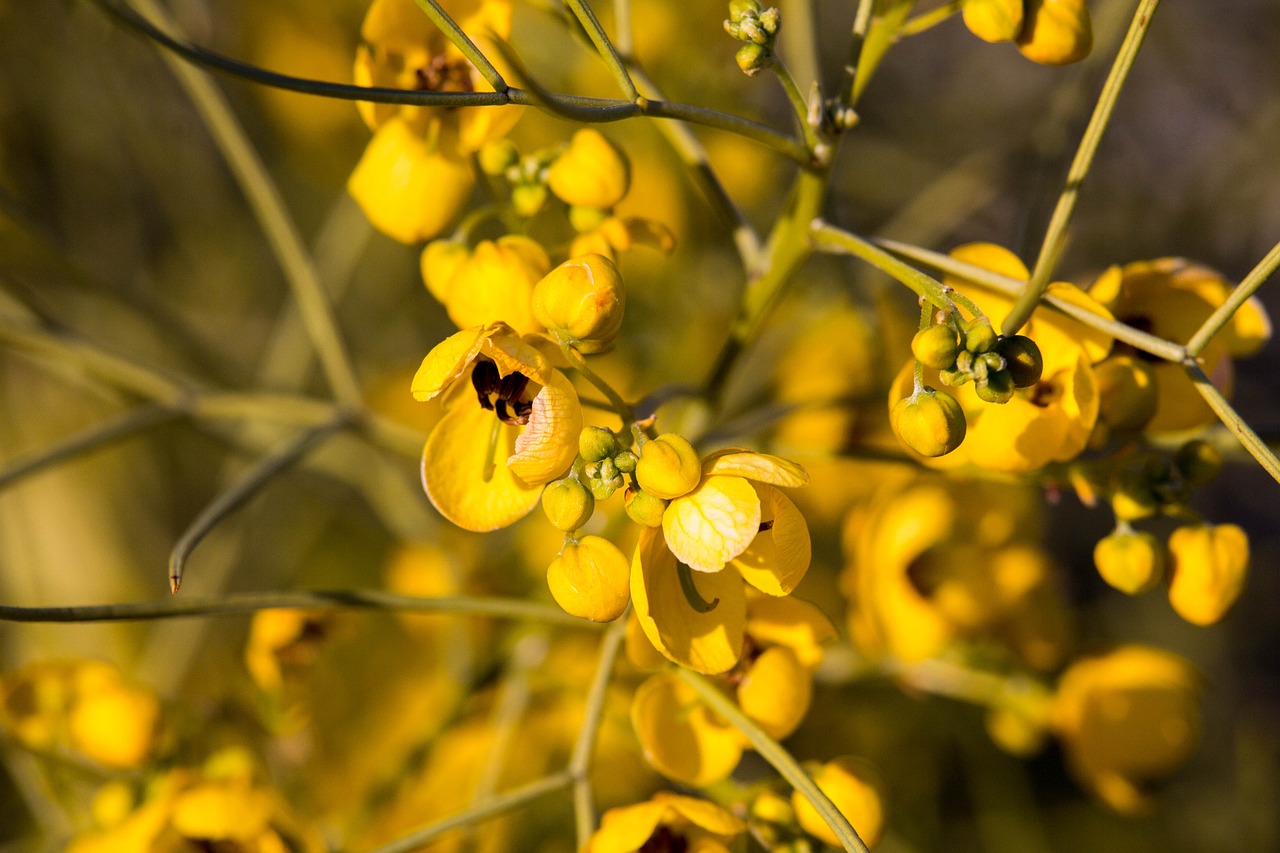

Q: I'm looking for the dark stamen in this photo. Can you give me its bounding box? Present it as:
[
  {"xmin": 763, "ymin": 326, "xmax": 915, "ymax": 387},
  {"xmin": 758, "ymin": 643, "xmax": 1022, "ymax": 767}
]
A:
[
  {"xmin": 758, "ymin": 520, "xmax": 775, "ymax": 532},
  {"xmin": 471, "ymin": 361, "xmax": 500, "ymax": 410}
]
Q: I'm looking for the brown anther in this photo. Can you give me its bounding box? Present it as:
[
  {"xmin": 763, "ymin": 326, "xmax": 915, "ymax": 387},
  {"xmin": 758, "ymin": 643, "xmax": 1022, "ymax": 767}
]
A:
[
  {"xmin": 415, "ymin": 54, "xmax": 476, "ymax": 94},
  {"xmin": 758, "ymin": 520, "xmax": 775, "ymax": 532},
  {"xmin": 639, "ymin": 825, "xmax": 688, "ymax": 853},
  {"xmin": 471, "ymin": 360, "xmax": 534, "ymax": 425}
]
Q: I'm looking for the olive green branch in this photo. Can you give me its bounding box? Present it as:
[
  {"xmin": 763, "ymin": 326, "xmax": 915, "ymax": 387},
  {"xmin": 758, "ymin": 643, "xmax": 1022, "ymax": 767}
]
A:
[
  {"xmin": 677, "ymin": 668, "xmax": 871, "ymax": 853},
  {"xmin": 1185, "ymin": 237, "xmax": 1280, "ymax": 357},
  {"xmin": 810, "ymin": 222, "xmax": 957, "ymax": 311},
  {"xmin": 1184, "ymin": 361, "xmax": 1280, "ymax": 483},
  {"xmin": 1003, "ymin": 0, "xmax": 1164, "ymax": 335},
  {"xmin": 569, "ymin": 616, "xmax": 629, "ymax": 845}
]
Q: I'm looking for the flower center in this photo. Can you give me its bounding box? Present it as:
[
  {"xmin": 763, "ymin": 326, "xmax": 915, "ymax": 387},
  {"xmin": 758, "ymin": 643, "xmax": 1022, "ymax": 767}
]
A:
[
  {"xmin": 416, "ymin": 54, "xmax": 476, "ymax": 94},
  {"xmin": 470, "ymin": 360, "xmax": 533, "ymax": 425},
  {"xmin": 640, "ymin": 826, "xmax": 688, "ymax": 853}
]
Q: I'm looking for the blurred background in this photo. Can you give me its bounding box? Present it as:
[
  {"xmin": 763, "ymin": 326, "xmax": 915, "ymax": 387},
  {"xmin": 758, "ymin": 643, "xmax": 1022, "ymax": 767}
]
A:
[{"xmin": 1, "ymin": 0, "xmax": 1278, "ymax": 850}]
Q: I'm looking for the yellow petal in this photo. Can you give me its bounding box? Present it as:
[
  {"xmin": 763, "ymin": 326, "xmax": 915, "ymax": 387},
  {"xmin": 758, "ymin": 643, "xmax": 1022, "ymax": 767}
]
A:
[
  {"xmin": 661, "ymin": 791, "xmax": 747, "ymax": 837},
  {"xmin": 410, "ymin": 326, "xmax": 495, "ymax": 401},
  {"xmin": 737, "ymin": 646, "xmax": 812, "ymax": 740},
  {"xmin": 587, "ymin": 799, "xmax": 670, "ymax": 853},
  {"xmin": 508, "ymin": 369, "xmax": 582, "ymax": 485},
  {"xmin": 731, "ymin": 484, "xmax": 810, "ymax": 596},
  {"xmin": 444, "ymin": 237, "xmax": 550, "ymax": 336},
  {"xmin": 791, "ymin": 757, "xmax": 885, "ymax": 848},
  {"xmin": 68, "ymin": 683, "xmax": 159, "ymax": 769},
  {"xmin": 1167, "ymin": 523, "xmax": 1249, "ymax": 626},
  {"xmin": 744, "ymin": 593, "xmax": 837, "ymax": 669},
  {"xmin": 631, "ymin": 528, "xmax": 746, "ymax": 674},
  {"xmin": 700, "ymin": 449, "xmax": 810, "ymax": 487},
  {"xmin": 421, "ymin": 403, "xmax": 542, "ymax": 531},
  {"xmin": 663, "ymin": 476, "xmax": 761, "ymax": 572},
  {"xmin": 170, "ymin": 782, "xmax": 273, "ymax": 842},
  {"xmin": 630, "ymin": 674, "xmax": 744, "ymax": 786}
]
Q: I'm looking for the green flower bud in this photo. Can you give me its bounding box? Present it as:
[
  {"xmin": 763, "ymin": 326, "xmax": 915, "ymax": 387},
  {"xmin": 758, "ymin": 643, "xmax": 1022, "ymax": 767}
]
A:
[
  {"xmin": 979, "ymin": 351, "xmax": 1008, "ymax": 374},
  {"xmin": 624, "ymin": 487, "xmax": 668, "ymax": 528},
  {"xmin": 478, "ymin": 139, "xmax": 519, "ymax": 177},
  {"xmin": 1093, "ymin": 529, "xmax": 1164, "ymax": 595},
  {"xmin": 964, "ymin": 317, "xmax": 998, "ymax": 354},
  {"xmin": 613, "ymin": 450, "xmax": 638, "ymax": 474},
  {"xmin": 735, "ymin": 42, "xmax": 772, "ymax": 75},
  {"xmin": 939, "ymin": 367, "xmax": 970, "ymax": 387},
  {"xmin": 996, "ymin": 334, "xmax": 1044, "ymax": 388},
  {"xmin": 975, "ymin": 369, "xmax": 1016, "ymax": 404},
  {"xmin": 589, "ymin": 475, "xmax": 622, "ymax": 502},
  {"xmin": 541, "ymin": 478, "xmax": 595, "ymax": 531},
  {"xmin": 728, "ymin": 0, "xmax": 763, "ymax": 22},
  {"xmin": 890, "ymin": 388, "xmax": 967, "ymax": 457},
  {"xmin": 579, "ymin": 427, "xmax": 620, "ymax": 462},
  {"xmin": 511, "ymin": 183, "xmax": 548, "ymax": 218},
  {"xmin": 1175, "ymin": 440, "xmax": 1222, "ymax": 488},
  {"xmin": 911, "ymin": 324, "xmax": 960, "ymax": 370}
]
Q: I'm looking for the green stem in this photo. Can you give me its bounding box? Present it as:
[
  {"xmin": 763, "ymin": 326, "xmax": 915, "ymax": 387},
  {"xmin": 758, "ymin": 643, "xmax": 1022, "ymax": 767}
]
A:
[
  {"xmin": 368, "ymin": 772, "xmax": 575, "ymax": 853},
  {"xmin": 168, "ymin": 417, "xmax": 350, "ymax": 593},
  {"xmin": 676, "ymin": 669, "xmax": 870, "ymax": 853},
  {"xmin": 1004, "ymin": 0, "xmax": 1163, "ymax": 335},
  {"xmin": 810, "ymin": 222, "xmax": 955, "ymax": 311},
  {"xmin": 408, "ymin": 0, "xmax": 508, "ymax": 93},
  {"xmin": 839, "ymin": 0, "xmax": 877, "ymax": 107},
  {"xmin": 569, "ymin": 617, "xmax": 628, "ymax": 845},
  {"xmin": 1185, "ymin": 361, "xmax": 1280, "ymax": 484},
  {"xmin": 0, "ymin": 405, "xmax": 180, "ymax": 492},
  {"xmin": 0, "ymin": 592, "xmax": 597, "ymax": 628},
  {"xmin": 560, "ymin": 342, "xmax": 634, "ymax": 424},
  {"xmin": 875, "ymin": 237, "xmax": 1188, "ymax": 361},
  {"xmin": 899, "ymin": 0, "xmax": 963, "ymax": 38},
  {"xmin": 564, "ymin": 0, "xmax": 641, "ymax": 101},
  {"xmin": 771, "ymin": 60, "xmax": 819, "ymax": 153},
  {"xmin": 1185, "ymin": 237, "xmax": 1280, "ymax": 357}
]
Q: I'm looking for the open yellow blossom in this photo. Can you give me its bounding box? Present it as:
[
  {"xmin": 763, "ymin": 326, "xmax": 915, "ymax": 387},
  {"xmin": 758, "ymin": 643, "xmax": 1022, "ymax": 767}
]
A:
[
  {"xmin": 1166, "ymin": 522, "xmax": 1249, "ymax": 625},
  {"xmin": 587, "ymin": 792, "xmax": 745, "ymax": 853},
  {"xmin": 422, "ymin": 236, "xmax": 551, "ymax": 335},
  {"xmin": 1089, "ymin": 258, "xmax": 1271, "ymax": 432},
  {"xmin": 1052, "ymin": 646, "xmax": 1200, "ymax": 813},
  {"xmin": 413, "ymin": 323, "xmax": 582, "ymax": 530}
]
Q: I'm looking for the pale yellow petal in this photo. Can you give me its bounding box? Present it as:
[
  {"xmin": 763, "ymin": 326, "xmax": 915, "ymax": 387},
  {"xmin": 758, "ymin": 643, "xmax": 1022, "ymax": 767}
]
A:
[
  {"xmin": 700, "ymin": 449, "xmax": 810, "ymax": 487},
  {"xmin": 508, "ymin": 369, "xmax": 582, "ymax": 485},
  {"xmin": 731, "ymin": 484, "xmax": 810, "ymax": 596},
  {"xmin": 663, "ymin": 476, "xmax": 761, "ymax": 572},
  {"xmin": 410, "ymin": 326, "xmax": 494, "ymax": 401},
  {"xmin": 630, "ymin": 674, "xmax": 744, "ymax": 786}
]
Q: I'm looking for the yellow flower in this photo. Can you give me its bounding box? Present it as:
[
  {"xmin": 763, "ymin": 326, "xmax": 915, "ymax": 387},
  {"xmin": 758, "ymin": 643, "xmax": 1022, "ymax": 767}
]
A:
[
  {"xmin": 587, "ymin": 792, "xmax": 745, "ymax": 853},
  {"xmin": 1017, "ymin": 0, "xmax": 1092, "ymax": 65},
  {"xmin": 1166, "ymin": 522, "xmax": 1249, "ymax": 626},
  {"xmin": 244, "ymin": 609, "xmax": 332, "ymax": 694},
  {"xmin": 631, "ymin": 448, "xmax": 812, "ymax": 674},
  {"xmin": 67, "ymin": 677, "xmax": 160, "ymax": 769},
  {"xmin": 547, "ymin": 128, "xmax": 631, "ymax": 210},
  {"xmin": 630, "ymin": 672, "xmax": 746, "ymax": 786},
  {"xmin": 413, "ymin": 323, "xmax": 582, "ymax": 530},
  {"xmin": 349, "ymin": 0, "xmax": 521, "ymax": 242},
  {"xmin": 547, "ymin": 535, "xmax": 631, "ymax": 622},
  {"xmin": 422, "ymin": 236, "xmax": 551, "ymax": 335},
  {"xmin": 962, "ymin": 0, "xmax": 1023, "ymax": 43},
  {"xmin": 1089, "ymin": 258, "xmax": 1271, "ymax": 433},
  {"xmin": 532, "ymin": 254, "xmax": 626, "ymax": 353},
  {"xmin": 791, "ymin": 756, "xmax": 886, "ymax": 848},
  {"xmin": 1052, "ymin": 646, "xmax": 1199, "ymax": 813},
  {"xmin": 1093, "ymin": 529, "xmax": 1164, "ymax": 595}
]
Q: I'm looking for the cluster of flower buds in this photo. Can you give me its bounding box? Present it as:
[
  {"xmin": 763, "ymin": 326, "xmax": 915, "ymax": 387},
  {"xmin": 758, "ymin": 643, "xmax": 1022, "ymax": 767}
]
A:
[
  {"xmin": 915, "ymin": 316, "xmax": 1045, "ymax": 404},
  {"xmin": 724, "ymin": 0, "xmax": 781, "ymax": 76}
]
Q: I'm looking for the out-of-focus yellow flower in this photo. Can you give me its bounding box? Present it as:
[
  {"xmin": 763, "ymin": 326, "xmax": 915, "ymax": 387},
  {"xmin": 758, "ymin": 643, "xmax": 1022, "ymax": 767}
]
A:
[
  {"xmin": 962, "ymin": 0, "xmax": 1023, "ymax": 43},
  {"xmin": 244, "ymin": 609, "xmax": 331, "ymax": 694},
  {"xmin": 533, "ymin": 254, "xmax": 626, "ymax": 353},
  {"xmin": 412, "ymin": 323, "xmax": 582, "ymax": 530},
  {"xmin": 791, "ymin": 757, "xmax": 885, "ymax": 848},
  {"xmin": 1052, "ymin": 646, "xmax": 1199, "ymax": 813},
  {"xmin": 547, "ymin": 535, "xmax": 631, "ymax": 622},
  {"xmin": 1093, "ymin": 529, "xmax": 1164, "ymax": 595},
  {"xmin": 1018, "ymin": 0, "xmax": 1092, "ymax": 65},
  {"xmin": 587, "ymin": 792, "xmax": 745, "ymax": 853},
  {"xmin": 1166, "ymin": 522, "xmax": 1249, "ymax": 626},
  {"xmin": 547, "ymin": 129, "xmax": 631, "ymax": 210},
  {"xmin": 422, "ymin": 236, "xmax": 551, "ymax": 336},
  {"xmin": 67, "ymin": 677, "xmax": 160, "ymax": 769},
  {"xmin": 843, "ymin": 479, "xmax": 1068, "ymax": 670},
  {"xmin": 630, "ymin": 672, "xmax": 745, "ymax": 786},
  {"xmin": 1089, "ymin": 258, "xmax": 1271, "ymax": 433}
]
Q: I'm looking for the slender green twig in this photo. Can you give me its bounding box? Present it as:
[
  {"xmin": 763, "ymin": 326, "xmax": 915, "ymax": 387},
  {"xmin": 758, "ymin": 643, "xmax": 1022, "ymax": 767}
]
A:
[
  {"xmin": 168, "ymin": 417, "xmax": 350, "ymax": 593},
  {"xmin": 676, "ymin": 669, "xmax": 870, "ymax": 853},
  {"xmin": 564, "ymin": 0, "xmax": 641, "ymax": 101},
  {"xmin": 810, "ymin": 222, "xmax": 955, "ymax": 311},
  {"xmin": 0, "ymin": 592, "xmax": 596, "ymax": 628},
  {"xmin": 569, "ymin": 617, "xmax": 628, "ymax": 844},
  {"xmin": 899, "ymin": 0, "xmax": 963, "ymax": 38},
  {"xmin": 771, "ymin": 60, "xmax": 820, "ymax": 153},
  {"xmin": 368, "ymin": 771, "xmax": 575, "ymax": 853},
  {"xmin": 874, "ymin": 237, "xmax": 1188, "ymax": 361},
  {"xmin": 1185, "ymin": 361, "xmax": 1280, "ymax": 484},
  {"xmin": 839, "ymin": 0, "xmax": 877, "ymax": 107},
  {"xmin": 1185, "ymin": 238, "xmax": 1280, "ymax": 357},
  {"xmin": 126, "ymin": 0, "xmax": 364, "ymax": 408},
  {"xmin": 1004, "ymin": 0, "xmax": 1163, "ymax": 335},
  {"xmin": 0, "ymin": 405, "xmax": 181, "ymax": 492},
  {"xmin": 409, "ymin": 0, "xmax": 508, "ymax": 92},
  {"xmin": 560, "ymin": 342, "xmax": 634, "ymax": 424}
]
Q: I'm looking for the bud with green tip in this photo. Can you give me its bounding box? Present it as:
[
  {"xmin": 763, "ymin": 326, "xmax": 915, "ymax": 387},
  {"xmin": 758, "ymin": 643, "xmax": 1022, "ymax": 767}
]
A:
[
  {"xmin": 1111, "ymin": 471, "xmax": 1158, "ymax": 521},
  {"xmin": 964, "ymin": 317, "xmax": 998, "ymax": 354},
  {"xmin": 975, "ymin": 369, "xmax": 1016, "ymax": 404},
  {"xmin": 478, "ymin": 139, "xmax": 519, "ymax": 176},
  {"xmin": 1175, "ymin": 440, "xmax": 1222, "ymax": 487},
  {"xmin": 996, "ymin": 334, "xmax": 1044, "ymax": 388},
  {"xmin": 542, "ymin": 478, "xmax": 595, "ymax": 531},
  {"xmin": 735, "ymin": 42, "xmax": 772, "ymax": 75},
  {"xmin": 511, "ymin": 183, "xmax": 548, "ymax": 218},
  {"xmin": 624, "ymin": 487, "xmax": 667, "ymax": 528},
  {"xmin": 579, "ymin": 427, "xmax": 620, "ymax": 463},
  {"xmin": 613, "ymin": 450, "xmax": 637, "ymax": 474},
  {"xmin": 1093, "ymin": 529, "xmax": 1164, "ymax": 595},
  {"xmin": 912, "ymin": 324, "xmax": 960, "ymax": 370},
  {"xmin": 890, "ymin": 387, "xmax": 967, "ymax": 457}
]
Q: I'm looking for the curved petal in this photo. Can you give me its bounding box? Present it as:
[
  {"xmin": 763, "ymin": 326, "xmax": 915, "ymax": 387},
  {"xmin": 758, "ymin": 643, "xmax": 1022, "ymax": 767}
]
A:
[
  {"xmin": 663, "ymin": 476, "xmax": 761, "ymax": 572},
  {"xmin": 631, "ymin": 528, "xmax": 745, "ymax": 674},
  {"xmin": 482, "ymin": 325, "xmax": 554, "ymax": 386},
  {"xmin": 662, "ymin": 791, "xmax": 747, "ymax": 837},
  {"xmin": 630, "ymin": 674, "xmax": 744, "ymax": 786},
  {"xmin": 411, "ymin": 326, "xmax": 495, "ymax": 401},
  {"xmin": 700, "ymin": 449, "xmax": 810, "ymax": 487},
  {"xmin": 508, "ymin": 369, "xmax": 582, "ymax": 485},
  {"xmin": 736, "ymin": 646, "xmax": 812, "ymax": 740},
  {"xmin": 744, "ymin": 593, "xmax": 836, "ymax": 669},
  {"xmin": 732, "ymin": 484, "xmax": 810, "ymax": 596},
  {"xmin": 421, "ymin": 404, "xmax": 542, "ymax": 531},
  {"xmin": 587, "ymin": 799, "xmax": 670, "ymax": 853}
]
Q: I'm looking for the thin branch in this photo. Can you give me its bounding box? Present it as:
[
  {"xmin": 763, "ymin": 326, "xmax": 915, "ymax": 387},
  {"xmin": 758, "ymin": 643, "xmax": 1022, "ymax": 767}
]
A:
[
  {"xmin": 1004, "ymin": 0, "xmax": 1163, "ymax": 335},
  {"xmin": 1185, "ymin": 361, "xmax": 1280, "ymax": 484},
  {"xmin": 810, "ymin": 222, "xmax": 955, "ymax": 310},
  {"xmin": 1185, "ymin": 237, "xmax": 1280, "ymax": 357},
  {"xmin": 0, "ymin": 592, "xmax": 598, "ymax": 628},
  {"xmin": 368, "ymin": 772, "xmax": 574, "ymax": 853},
  {"xmin": 569, "ymin": 617, "xmax": 627, "ymax": 845},
  {"xmin": 676, "ymin": 669, "xmax": 870, "ymax": 853},
  {"xmin": 564, "ymin": 0, "xmax": 641, "ymax": 101},
  {"xmin": 409, "ymin": 0, "xmax": 508, "ymax": 92},
  {"xmin": 168, "ymin": 417, "xmax": 350, "ymax": 593},
  {"xmin": 0, "ymin": 405, "xmax": 181, "ymax": 491}
]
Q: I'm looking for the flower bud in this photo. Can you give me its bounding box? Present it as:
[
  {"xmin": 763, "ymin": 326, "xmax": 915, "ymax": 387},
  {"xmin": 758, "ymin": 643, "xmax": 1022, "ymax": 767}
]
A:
[
  {"xmin": 613, "ymin": 450, "xmax": 638, "ymax": 473},
  {"xmin": 579, "ymin": 427, "xmax": 621, "ymax": 462},
  {"xmin": 728, "ymin": 0, "xmax": 763, "ymax": 21},
  {"xmin": 735, "ymin": 42, "xmax": 772, "ymax": 76},
  {"xmin": 511, "ymin": 182, "xmax": 548, "ymax": 218},
  {"xmin": 547, "ymin": 129, "xmax": 631, "ymax": 210},
  {"xmin": 1093, "ymin": 529, "xmax": 1164, "ymax": 595},
  {"xmin": 589, "ymin": 474, "xmax": 623, "ymax": 501},
  {"xmin": 1095, "ymin": 356, "xmax": 1158, "ymax": 431},
  {"xmin": 568, "ymin": 204, "xmax": 610, "ymax": 234},
  {"xmin": 911, "ymin": 324, "xmax": 960, "ymax": 370},
  {"xmin": 791, "ymin": 758, "xmax": 884, "ymax": 848},
  {"xmin": 541, "ymin": 478, "xmax": 595, "ymax": 531},
  {"xmin": 1017, "ymin": 0, "xmax": 1092, "ymax": 65},
  {"xmin": 964, "ymin": 317, "xmax": 999, "ymax": 354},
  {"xmin": 1167, "ymin": 523, "xmax": 1249, "ymax": 626},
  {"xmin": 533, "ymin": 254, "xmax": 626, "ymax": 354},
  {"xmin": 624, "ymin": 487, "xmax": 668, "ymax": 528},
  {"xmin": 962, "ymin": 0, "xmax": 1024, "ymax": 43},
  {"xmin": 478, "ymin": 139, "xmax": 519, "ymax": 176},
  {"xmin": 546, "ymin": 536, "xmax": 630, "ymax": 622},
  {"xmin": 738, "ymin": 646, "xmax": 812, "ymax": 739},
  {"xmin": 1174, "ymin": 440, "xmax": 1222, "ymax": 488},
  {"xmin": 635, "ymin": 433, "xmax": 702, "ymax": 499},
  {"xmin": 890, "ymin": 388, "xmax": 966, "ymax": 457},
  {"xmin": 975, "ymin": 368, "xmax": 1016, "ymax": 404},
  {"xmin": 997, "ymin": 334, "xmax": 1044, "ymax": 388},
  {"xmin": 1110, "ymin": 472, "xmax": 1158, "ymax": 522}
]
